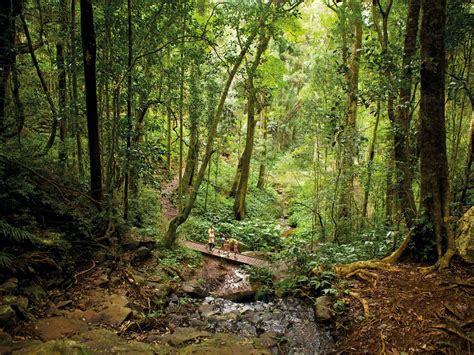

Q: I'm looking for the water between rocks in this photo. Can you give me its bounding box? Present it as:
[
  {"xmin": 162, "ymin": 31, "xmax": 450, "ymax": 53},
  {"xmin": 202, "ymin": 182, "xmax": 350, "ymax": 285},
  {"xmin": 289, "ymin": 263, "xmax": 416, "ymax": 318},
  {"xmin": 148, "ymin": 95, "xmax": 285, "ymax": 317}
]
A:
[{"xmin": 178, "ymin": 268, "xmax": 334, "ymax": 354}]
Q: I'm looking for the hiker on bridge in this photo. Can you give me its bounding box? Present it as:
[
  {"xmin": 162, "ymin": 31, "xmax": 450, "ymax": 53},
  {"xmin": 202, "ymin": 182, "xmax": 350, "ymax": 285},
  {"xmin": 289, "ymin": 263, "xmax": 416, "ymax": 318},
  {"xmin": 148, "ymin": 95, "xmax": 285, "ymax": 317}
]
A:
[{"xmin": 207, "ymin": 226, "xmax": 215, "ymax": 252}]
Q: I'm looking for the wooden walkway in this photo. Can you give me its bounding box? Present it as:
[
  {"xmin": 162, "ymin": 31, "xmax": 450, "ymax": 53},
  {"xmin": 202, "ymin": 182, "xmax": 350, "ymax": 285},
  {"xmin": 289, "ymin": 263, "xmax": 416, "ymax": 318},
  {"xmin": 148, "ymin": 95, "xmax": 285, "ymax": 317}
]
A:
[{"xmin": 183, "ymin": 240, "xmax": 270, "ymax": 267}]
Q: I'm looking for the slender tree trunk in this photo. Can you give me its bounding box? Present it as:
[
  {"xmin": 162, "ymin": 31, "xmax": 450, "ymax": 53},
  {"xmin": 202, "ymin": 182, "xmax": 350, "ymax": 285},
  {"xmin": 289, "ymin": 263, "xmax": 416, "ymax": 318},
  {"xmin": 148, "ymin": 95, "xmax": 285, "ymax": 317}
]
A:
[
  {"xmin": 21, "ymin": 14, "xmax": 58, "ymax": 151},
  {"xmin": 57, "ymin": 42, "xmax": 67, "ymax": 168},
  {"xmin": 0, "ymin": 1, "xmax": 20, "ymax": 136},
  {"xmin": 362, "ymin": 100, "xmax": 381, "ymax": 220},
  {"xmin": 393, "ymin": 0, "xmax": 420, "ymax": 228},
  {"xmin": 57, "ymin": 0, "xmax": 68, "ymax": 168},
  {"xmin": 164, "ymin": 28, "xmax": 259, "ymax": 247},
  {"xmin": 123, "ymin": 0, "xmax": 133, "ymax": 220},
  {"xmin": 166, "ymin": 108, "xmax": 172, "ymax": 172},
  {"xmin": 11, "ymin": 59, "xmax": 25, "ymax": 140},
  {"xmin": 70, "ymin": 0, "xmax": 84, "ymax": 177},
  {"xmin": 257, "ymin": 109, "xmax": 268, "ymax": 190},
  {"xmin": 80, "ymin": 0, "xmax": 102, "ymax": 203},
  {"xmin": 337, "ymin": 4, "xmax": 362, "ymax": 242},
  {"xmin": 181, "ymin": 65, "xmax": 201, "ymax": 190},
  {"xmin": 459, "ymin": 99, "xmax": 473, "ymax": 207},
  {"xmin": 233, "ymin": 32, "xmax": 270, "ymax": 220}
]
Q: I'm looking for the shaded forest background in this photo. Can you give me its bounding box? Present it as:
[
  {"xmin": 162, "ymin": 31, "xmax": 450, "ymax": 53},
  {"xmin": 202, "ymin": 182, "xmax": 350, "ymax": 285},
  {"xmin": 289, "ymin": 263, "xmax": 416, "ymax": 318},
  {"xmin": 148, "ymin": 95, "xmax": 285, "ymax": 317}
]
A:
[{"xmin": 0, "ymin": 0, "xmax": 472, "ymax": 278}]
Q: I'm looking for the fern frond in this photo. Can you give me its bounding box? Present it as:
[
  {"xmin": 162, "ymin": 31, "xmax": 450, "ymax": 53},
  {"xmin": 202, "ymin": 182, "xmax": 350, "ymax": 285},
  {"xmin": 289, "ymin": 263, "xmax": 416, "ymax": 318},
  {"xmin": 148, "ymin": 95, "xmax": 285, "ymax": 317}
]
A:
[
  {"xmin": 0, "ymin": 219, "xmax": 33, "ymax": 243},
  {"xmin": 0, "ymin": 252, "xmax": 14, "ymax": 269}
]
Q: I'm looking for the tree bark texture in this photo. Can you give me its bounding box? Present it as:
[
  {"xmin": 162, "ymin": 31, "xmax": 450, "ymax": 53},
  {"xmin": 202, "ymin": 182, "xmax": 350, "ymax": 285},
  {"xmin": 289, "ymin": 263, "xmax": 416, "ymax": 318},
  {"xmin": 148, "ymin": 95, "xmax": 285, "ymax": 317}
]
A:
[
  {"xmin": 337, "ymin": 3, "xmax": 362, "ymax": 242},
  {"xmin": 0, "ymin": 1, "xmax": 21, "ymax": 136},
  {"xmin": 80, "ymin": 0, "xmax": 102, "ymax": 203},
  {"xmin": 393, "ymin": 0, "xmax": 420, "ymax": 228},
  {"xmin": 417, "ymin": 0, "xmax": 455, "ymax": 268}
]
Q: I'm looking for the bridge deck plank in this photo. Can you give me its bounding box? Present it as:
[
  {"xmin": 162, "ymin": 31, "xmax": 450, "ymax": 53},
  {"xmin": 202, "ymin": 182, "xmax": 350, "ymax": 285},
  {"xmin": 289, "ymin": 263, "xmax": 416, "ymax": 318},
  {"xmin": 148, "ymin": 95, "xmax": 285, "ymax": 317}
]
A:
[{"xmin": 183, "ymin": 240, "xmax": 269, "ymax": 267}]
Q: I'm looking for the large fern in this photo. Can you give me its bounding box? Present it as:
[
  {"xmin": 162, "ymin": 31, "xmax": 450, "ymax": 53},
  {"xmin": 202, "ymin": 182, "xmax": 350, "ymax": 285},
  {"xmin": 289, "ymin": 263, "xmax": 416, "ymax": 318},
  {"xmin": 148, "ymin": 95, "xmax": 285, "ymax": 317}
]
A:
[
  {"xmin": 0, "ymin": 219, "xmax": 33, "ymax": 243},
  {"xmin": 0, "ymin": 252, "xmax": 14, "ymax": 269}
]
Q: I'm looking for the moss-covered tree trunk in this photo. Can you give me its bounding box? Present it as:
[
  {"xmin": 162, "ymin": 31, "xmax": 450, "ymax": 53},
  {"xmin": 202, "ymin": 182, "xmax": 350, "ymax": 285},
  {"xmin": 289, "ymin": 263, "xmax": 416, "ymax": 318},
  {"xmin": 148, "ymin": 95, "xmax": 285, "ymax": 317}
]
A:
[
  {"xmin": 393, "ymin": 0, "xmax": 420, "ymax": 228},
  {"xmin": 417, "ymin": 0, "xmax": 455, "ymax": 268},
  {"xmin": 336, "ymin": 3, "xmax": 362, "ymax": 242},
  {"xmin": 233, "ymin": 32, "xmax": 270, "ymax": 220}
]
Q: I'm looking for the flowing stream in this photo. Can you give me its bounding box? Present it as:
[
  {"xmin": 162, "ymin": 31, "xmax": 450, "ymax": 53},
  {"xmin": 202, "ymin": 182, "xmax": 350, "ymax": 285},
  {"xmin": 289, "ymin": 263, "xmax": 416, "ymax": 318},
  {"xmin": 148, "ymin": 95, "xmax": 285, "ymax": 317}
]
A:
[{"xmin": 177, "ymin": 268, "xmax": 334, "ymax": 354}]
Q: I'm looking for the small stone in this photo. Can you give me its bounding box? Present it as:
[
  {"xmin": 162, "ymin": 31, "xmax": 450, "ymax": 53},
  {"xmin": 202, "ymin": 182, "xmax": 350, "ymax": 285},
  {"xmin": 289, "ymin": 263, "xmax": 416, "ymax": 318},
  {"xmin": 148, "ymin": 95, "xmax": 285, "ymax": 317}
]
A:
[
  {"xmin": 198, "ymin": 304, "xmax": 216, "ymax": 318},
  {"xmin": 0, "ymin": 305, "xmax": 16, "ymax": 326},
  {"xmin": 0, "ymin": 278, "xmax": 18, "ymax": 293},
  {"xmin": 133, "ymin": 246, "xmax": 151, "ymax": 262},
  {"xmin": 139, "ymin": 238, "xmax": 157, "ymax": 250},
  {"xmin": 0, "ymin": 330, "xmax": 12, "ymax": 346},
  {"xmin": 56, "ymin": 300, "xmax": 72, "ymax": 309},
  {"xmin": 314, "ymin": 295, "xmax": 333, "ymax": 321},
  {"xmin": 94, "ymin": 274, "xmax": 109, "ymax": 287},
  {"xmin": 90, "ymin": 304, "xmax": 132, "ymax": 327},
  {"xmin": 23, "ymin": 283, "xmax": 46, "ymax": 300}
]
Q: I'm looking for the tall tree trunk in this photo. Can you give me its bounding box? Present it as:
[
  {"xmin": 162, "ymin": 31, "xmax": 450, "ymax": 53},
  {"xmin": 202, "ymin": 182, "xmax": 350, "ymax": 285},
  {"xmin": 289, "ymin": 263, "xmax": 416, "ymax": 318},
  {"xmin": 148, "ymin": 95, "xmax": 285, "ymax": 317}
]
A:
[
  {"xmin": 337, "ymin": 3, "xmax": 362, "ymax": 242},
  {"xmin": 417, "ymin": 0, "xmax": 454, "ymax": 269},
  {"xmin": 70, "ymin": 0, "xmax": 84, "ymax": 177},
  {"xmin": 459, "ymin": 98, "xmax": 473, "ymax": 208},
  {"xmin": 57, "ymin": 0, "xmax": 68, "ymax": 168},
  {"xmin": 80, "ymin": 0, "xmax": 102, "ymax": 203},
  {"xmin": 164, "ymin": 28, "xmax": 259, "ymax": 247},
  {"xmin": 57, "ymin": 42, "xmax": 67, "ymax": 168},
  {"xmin": 233, "ymin": 32, "xmax": 270, "ymax": 220},
  {"xmin": 257, "ymin": 108, "xmax": 267, "ymax": 190},
  {"xmin": 0, "ymin": 1, "xmax": 20, "ymax": 136},
  {"xmin": 21, "ymin": 13, "xmax": 58, "ymax": 151},
  {"xmin": 123, "ymin": 0, "xmax": 133, "ymax": 220},
  {"xmin": 362, "ymin": 100, "xmax": 381, "ymax": 220},
  {"xmin": 181, "ymin": 64, "xmax": 201, "ymax": 190},
  {"xmin": 393, "ymin": 0, "xmax": 420, "ymax": 228}
]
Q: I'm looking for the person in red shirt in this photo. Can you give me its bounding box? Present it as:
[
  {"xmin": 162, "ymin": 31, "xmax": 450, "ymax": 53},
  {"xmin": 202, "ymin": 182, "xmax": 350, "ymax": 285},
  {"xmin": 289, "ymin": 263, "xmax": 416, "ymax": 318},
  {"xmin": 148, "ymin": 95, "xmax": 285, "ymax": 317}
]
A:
[
  {"xmin": 233, "ymin": 240, "xmax": 239, "ymax": 259},
  {"xmin": 225, "ymin": 239, "xmax": 231, "ymax": 256}
]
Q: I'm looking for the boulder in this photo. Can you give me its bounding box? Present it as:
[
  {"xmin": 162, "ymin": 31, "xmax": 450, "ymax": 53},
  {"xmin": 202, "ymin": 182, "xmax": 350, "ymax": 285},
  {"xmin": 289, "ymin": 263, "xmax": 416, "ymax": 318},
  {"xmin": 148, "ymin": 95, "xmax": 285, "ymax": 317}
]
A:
[
  {"xmin": 0, "ymin": 330, "xmax": 12, "ymax": 347},
  {"xmin": 0, "ymin": 278, "xmax": 18, "ymax": 293},
  {"xmin": 161, "ymin": 327, "xmax": 211, "ymax": 346},
  {"xmin": 35, "ymin": 316, "xmax": 88, "ymax": 340},
  {"xmin": 22, "ymin": 283, "xmax": 46, "ymax": 300},
  {"xmin": 139, "ymin": 238, "xmax": 157, "ymax": 250},
  {"xmin": 12, "ymin": 340, "xmax": 88, "ymax": 355},
  {"xmin": 182, "ymin": 280, "xmax": 208, "ymax": 298},
  {"xmin": 0, "ymin": 305, "xmax": 16, "ymax": 326},
  {"xmin": 133, "ymin": 246, "xmax": 151, "ymax": 262},
  {"xmin": 456, "ymin": 207, "xmax": 474, "ymax": 263},
  {"xmin": 314, "ymin": 295, "xmax": 333, "ymax": 321},
  {"xmin": 89, "ymin": 304, "xmax": 132, "ymax": 327},
  {"xmin": 121, "ymin": 234, "xmax": 140, "ymax": 251},
  {"xmin": 72, "ymin": 329, "xmax": 167, "ymax": 354}
]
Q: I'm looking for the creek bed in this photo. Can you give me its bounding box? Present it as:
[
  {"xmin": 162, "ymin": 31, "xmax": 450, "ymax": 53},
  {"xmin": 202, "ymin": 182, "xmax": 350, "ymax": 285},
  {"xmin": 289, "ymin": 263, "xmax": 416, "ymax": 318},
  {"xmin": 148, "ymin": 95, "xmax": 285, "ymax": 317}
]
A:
[{"xmin": 173, "ymin": 267, "xmax": 334, "ymax": 354}]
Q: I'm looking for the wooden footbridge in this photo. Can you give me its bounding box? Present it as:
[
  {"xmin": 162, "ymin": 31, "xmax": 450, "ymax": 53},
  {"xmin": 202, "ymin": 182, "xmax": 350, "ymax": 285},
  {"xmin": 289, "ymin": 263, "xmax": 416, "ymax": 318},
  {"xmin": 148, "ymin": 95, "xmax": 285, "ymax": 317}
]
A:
[{"xmin": 183, "ymin": 240, "xmax": 270, "ymax": 267}]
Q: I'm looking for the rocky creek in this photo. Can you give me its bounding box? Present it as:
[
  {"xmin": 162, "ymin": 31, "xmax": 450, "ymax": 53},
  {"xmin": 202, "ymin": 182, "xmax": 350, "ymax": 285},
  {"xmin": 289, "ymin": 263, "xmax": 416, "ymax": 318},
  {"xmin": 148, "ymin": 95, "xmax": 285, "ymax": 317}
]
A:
[{"xmin": 175, "ymin": 266, "xmax": 335, "ymax": 354}]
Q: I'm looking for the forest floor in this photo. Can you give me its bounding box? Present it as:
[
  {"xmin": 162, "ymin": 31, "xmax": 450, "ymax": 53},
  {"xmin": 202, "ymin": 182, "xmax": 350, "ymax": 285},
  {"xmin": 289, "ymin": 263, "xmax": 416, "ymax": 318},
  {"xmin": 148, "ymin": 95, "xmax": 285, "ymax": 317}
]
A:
[
  {"xmin": 334, "ymin": 259, "xmax": 474, "ymax": 354},
  {"xmin": 2, "ymin": 249, "xmax": 473, "ymax": 353}
]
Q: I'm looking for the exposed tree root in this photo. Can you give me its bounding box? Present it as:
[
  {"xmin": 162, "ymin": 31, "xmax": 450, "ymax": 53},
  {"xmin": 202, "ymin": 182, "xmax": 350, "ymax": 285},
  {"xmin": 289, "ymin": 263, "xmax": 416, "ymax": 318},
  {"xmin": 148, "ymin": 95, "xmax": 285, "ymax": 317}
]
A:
[
  {"xmin": 349, "ymin": 291, "xmax": 369, "ymax": 318},
  {"xmin": 332, "ymin": 260, "xmax": 400, "ymax": 276},
  {"xmin": 379, "ymin": 330, "xmax": 386, "ymax": 355},
  {"xmin": 431, "ymin": 324, "xmax": 474, "ymax": 344},
  {"xmin": 346, "ymin": 269, "xmax": 380, "ymax": 287},
  {"xmin": 382, "ymin": 229, "xmax": 414, "ymax": 263}
]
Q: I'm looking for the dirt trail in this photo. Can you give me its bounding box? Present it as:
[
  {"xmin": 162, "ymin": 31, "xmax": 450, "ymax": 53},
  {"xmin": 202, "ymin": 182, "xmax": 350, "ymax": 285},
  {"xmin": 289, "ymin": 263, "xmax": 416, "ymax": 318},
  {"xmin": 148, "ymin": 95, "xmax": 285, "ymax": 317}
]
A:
[{"xmin": 335, "ymin": 261, "xmax": 474, "ymax": 353}]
